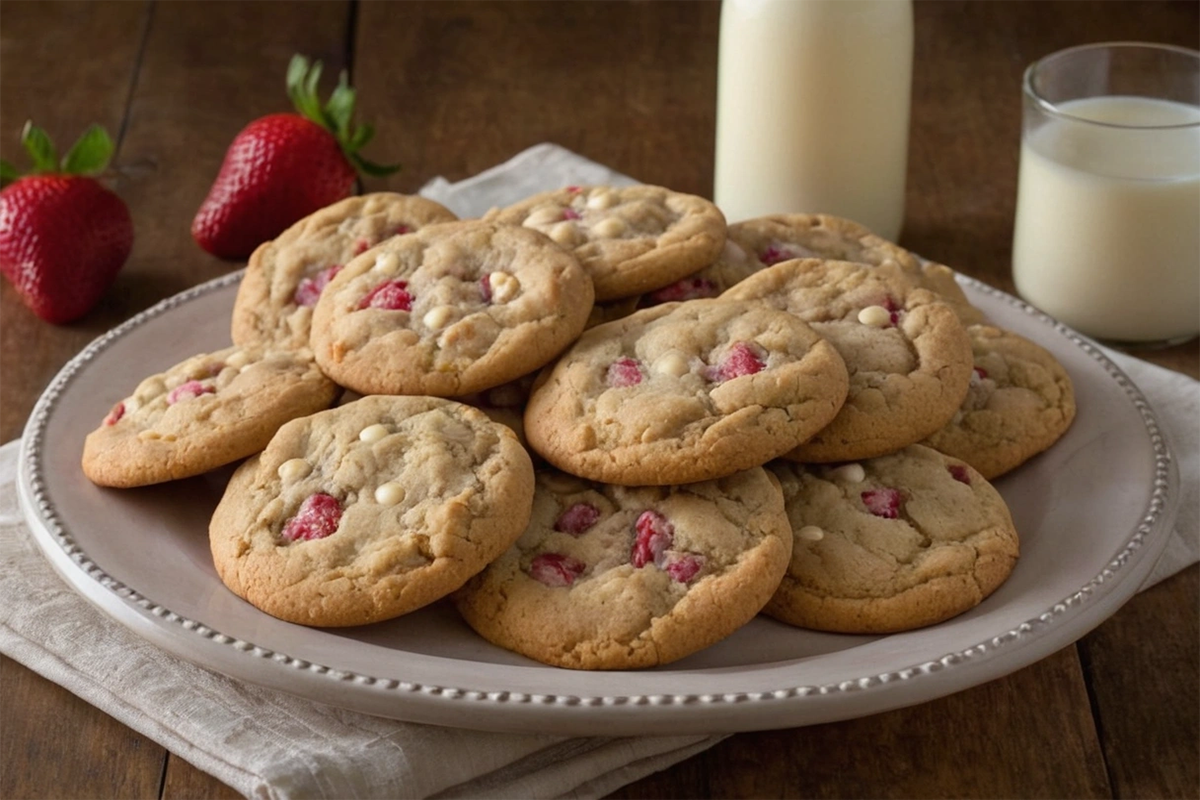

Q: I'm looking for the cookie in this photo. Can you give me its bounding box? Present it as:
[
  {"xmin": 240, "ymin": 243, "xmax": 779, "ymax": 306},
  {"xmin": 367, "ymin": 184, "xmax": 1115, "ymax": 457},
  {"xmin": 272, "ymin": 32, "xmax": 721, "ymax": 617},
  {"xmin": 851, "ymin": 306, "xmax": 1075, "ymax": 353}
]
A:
[
  {"xmin": 232, "ymin": 192, "xmax": 458, "ymax": 350},
  {"xmin": 524, "ymin": 297, "xmax": 849, "ymax": 486},
  {"xmin": 921, "ymin": 324, "xmax": 1076, "ymax": 478},
  {"xmin": 723, "ymin": 258, "xmax": 973, "ymax": 462},
  {"xmin": 453, "ymin": 466, "xmax": 793, "ymax": 670},
  {"xmin": 209, "ymin": 395, "xmax": 535, "ymax": 627},
  {"xmin": 82, "ymin": 346, "xmax": 339, "ymax": 488},
  {"xmin": 310, "ymin": 219, "xmax": 594, "ymax": 397},
  {"xmin": 723, "ymin": 214, "xmax": 987, "ymax": 325},
  {"xmin": 484, "ymin": 184, "xmax": 726, "ymax": 302},
  {"xmin": 766, "ymin": 444, "xmax": 1019, "ymax": 633}
]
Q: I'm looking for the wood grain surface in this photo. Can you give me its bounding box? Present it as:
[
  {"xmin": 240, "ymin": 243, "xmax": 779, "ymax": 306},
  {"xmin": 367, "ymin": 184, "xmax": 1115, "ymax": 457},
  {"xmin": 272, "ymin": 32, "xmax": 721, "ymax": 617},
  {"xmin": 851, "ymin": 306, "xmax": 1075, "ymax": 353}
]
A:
[{"xmin": 1, "ymin": 2, "xmax": 1196, "ymax": 799}]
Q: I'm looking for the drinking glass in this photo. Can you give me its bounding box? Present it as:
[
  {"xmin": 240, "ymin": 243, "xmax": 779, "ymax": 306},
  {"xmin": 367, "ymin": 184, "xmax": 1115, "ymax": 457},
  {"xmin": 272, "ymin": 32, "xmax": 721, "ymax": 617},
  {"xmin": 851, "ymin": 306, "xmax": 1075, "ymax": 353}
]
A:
[{"xmin": 1011, "ymin": 42, "xmax": 1200, "ymax": 347}]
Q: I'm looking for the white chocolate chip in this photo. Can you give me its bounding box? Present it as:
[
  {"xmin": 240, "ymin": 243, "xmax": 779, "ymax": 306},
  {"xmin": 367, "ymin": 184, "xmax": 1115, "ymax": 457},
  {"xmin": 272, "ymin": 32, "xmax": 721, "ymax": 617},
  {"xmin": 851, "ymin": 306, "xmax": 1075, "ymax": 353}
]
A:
[
  {"xmin": 422, "ymin": 305, "xmax": 455, "ymax": 330},
  {"xmin": 488, "ymin": 271, "xmax": 520, "ymax": 303},
  {"xmin": 134, "ymin": 376, "xmax": 167, "ymax": 402},
  {"xmin": 277, "ymin": 458, "xmax": 312, "ymax": 482},
  {"xmin": 798, "ymin": 525, "xmax": 825, "ymax": 541},
  {"xmin": 591, "ymin": 216, "xmax": 627, "ymax": 239},
  {"xmin": 652, "ymin": 350, "xmax": 691, "ymax": 378},
  {"xmin": 548, "ymin": 221, "xmax": 582, "ymax": 246},
  {"xmin": 524, "ymin": 205, "xmax": 564, "ymax": 227},
  {"xmin": 224, "ymin": 350, "xmax": 252, "ymax": 369},
  {"xmin": 359, "ymin": 423, "xmax": 390, "ymax": 443},
  {"xmin": 857, "ymin": 305, "xmax": 892, "ymax": 328},
  {"xmin": 374, "ymin": 482, "xmax": 406, "ymax": 506},
  {"xmin": 829, "ymin": 463, "xmax": 866, "ymax": 483},
  {"xmin": 373, "ymin": 252, "xmax": 399, "ymax": 273},
  {"xmin": 586, "ymin": 189, "xmax": 619, "ymax": 210}
]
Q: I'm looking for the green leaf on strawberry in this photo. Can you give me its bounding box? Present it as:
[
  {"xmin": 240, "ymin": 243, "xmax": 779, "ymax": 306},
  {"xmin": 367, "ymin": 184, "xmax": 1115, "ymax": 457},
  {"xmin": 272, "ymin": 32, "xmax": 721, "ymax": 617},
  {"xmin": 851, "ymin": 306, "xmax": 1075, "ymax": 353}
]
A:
[
  {"xmin": 285, "ymin": 54, "xmax": 401, "ymax": 179},
  {"xmin": 21, "ymin": 121, "xmax": 58, "ymax": 173},
  {"xmin": 61, "ymin": 125, "xmax": 116, "ymax": 175},
  {"xmin": 1, "ymin": 121, "xmax": 116, "ymax": 188}
]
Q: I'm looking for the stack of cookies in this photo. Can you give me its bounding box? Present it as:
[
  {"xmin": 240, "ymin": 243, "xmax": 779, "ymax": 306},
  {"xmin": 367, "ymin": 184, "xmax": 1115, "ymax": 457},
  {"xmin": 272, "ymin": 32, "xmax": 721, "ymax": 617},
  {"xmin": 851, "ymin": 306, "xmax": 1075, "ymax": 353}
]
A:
[{"xmin": 81, "ymin": 185, "xmax": 1076, "ymax": 671}]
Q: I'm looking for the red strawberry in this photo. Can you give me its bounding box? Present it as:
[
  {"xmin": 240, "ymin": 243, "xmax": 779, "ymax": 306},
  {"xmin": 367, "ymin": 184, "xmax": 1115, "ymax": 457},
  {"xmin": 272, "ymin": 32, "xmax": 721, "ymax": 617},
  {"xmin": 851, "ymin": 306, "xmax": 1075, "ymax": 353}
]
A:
[
  {"xmin": 0, "ymin": 122, "xmax": 133, "ymax": 324},
  {"xmin": 191, "ymin": 54, "xmax": 400, "ymax": 260}
]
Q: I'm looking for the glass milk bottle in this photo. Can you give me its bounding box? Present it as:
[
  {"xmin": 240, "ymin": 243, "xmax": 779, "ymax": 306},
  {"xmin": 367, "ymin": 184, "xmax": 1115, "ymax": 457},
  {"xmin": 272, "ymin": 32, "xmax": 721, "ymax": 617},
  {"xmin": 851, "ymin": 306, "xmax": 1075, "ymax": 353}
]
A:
[{"xmin": 713, "ymin": 0, "xmax": 914, "ymax": 242}]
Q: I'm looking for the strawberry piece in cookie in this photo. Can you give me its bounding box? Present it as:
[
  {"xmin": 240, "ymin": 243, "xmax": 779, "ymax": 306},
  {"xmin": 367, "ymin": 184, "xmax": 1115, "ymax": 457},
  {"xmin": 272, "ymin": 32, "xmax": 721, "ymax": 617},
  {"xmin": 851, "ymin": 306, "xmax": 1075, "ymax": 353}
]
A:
[
  {"xmin": 281, "ymin": 493, "xmax": 343, "ymax": 542},
  {"xmin": 166, "ymin": 380, "xmax": 215, "ymax": 405},
  {"xmin": 606, "ymin": 357, "xmax": 644, "ymax": 387},
  {"xmin": 103, "ymin": 402, "xmax": 125, "ymax": 426},
  {"xmin": 664, "ymin": 553, "xmax": 705, "ymax": 583},
  {"xmin": 861, "ymin": 487, "xmax": 904, "ymax": 519},
  {"xmin": 706, "ymin": 341, "xmax": 766, "ymax": 382},
  {"xmin": 528, "ymin": 552, "xmax": 586, "ymax": 587},
  {"xmin": 293, "ymin": 264, "xmax": 343, "ymax": 307},
  {"xmin": 554, "ymin": 502, "xmax": 601, "ymax": 535},
  {"xmin": 631, "ymin": 510, "xmax": 673, "ymax": 568},
  {"xmin": 358, "ymin": 279, "xmax": 413, "ymax": 311}
]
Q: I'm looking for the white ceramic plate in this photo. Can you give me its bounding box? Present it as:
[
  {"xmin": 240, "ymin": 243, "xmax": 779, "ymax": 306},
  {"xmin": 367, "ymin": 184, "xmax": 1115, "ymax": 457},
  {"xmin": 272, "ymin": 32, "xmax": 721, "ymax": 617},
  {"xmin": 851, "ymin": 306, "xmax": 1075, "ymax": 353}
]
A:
[{"xmin": 18, "ymin": 272, "xmax": 1180, "ymax": 736}]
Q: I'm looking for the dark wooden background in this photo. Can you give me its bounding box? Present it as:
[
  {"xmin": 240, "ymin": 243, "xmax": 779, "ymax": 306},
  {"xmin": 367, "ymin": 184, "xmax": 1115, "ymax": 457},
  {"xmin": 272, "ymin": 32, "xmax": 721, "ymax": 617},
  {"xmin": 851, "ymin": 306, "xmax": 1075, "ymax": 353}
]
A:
[{"xmin": 1, "ymin": 2, "xmax": 1197, "ymax": 798}]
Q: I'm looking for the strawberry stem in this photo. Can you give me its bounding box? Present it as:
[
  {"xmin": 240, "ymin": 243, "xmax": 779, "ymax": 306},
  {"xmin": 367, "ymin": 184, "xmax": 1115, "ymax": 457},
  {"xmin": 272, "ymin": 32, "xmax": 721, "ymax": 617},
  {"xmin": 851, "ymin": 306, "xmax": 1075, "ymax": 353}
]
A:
[{"xmin": 285, "ymin": 54, "xmax": 401, "ymax": 177}]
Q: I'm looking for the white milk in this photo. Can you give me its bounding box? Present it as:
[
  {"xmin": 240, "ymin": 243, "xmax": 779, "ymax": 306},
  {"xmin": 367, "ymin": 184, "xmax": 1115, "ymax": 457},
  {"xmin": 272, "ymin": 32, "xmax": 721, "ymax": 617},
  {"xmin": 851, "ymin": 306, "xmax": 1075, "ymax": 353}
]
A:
[
  {"xmin": 1012, "ymin": 95, "xmax": 1200, "ymax": 343},
  {"xmin": 713, "ymin": 0, "xmax": 912, "ymax": 241}
]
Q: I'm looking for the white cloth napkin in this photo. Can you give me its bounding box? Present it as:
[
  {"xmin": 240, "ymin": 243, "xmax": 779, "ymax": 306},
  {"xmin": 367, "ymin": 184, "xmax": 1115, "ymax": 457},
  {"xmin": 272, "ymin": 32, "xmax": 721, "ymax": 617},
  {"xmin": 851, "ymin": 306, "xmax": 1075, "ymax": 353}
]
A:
[{"xmin": 1, "ymin": 143, "xmax": 1196, "ymax": 800}]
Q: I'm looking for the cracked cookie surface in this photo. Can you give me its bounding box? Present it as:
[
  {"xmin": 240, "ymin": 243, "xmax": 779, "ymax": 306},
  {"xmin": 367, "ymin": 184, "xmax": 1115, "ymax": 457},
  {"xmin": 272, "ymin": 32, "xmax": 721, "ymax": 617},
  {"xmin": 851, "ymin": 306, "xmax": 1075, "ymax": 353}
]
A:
[
  {"xmin": 723, "ymin": 259, "xmax": 973, "ymax": 462},
  {"xmin": 767, "ymin": 444, "xmax": 1019, "ymax": 633},
  {"xmin": 209, "ymin": 395, "xmax": 535, "ymax": 627},
  {"xmin": 232, "ymin": 193, "xmax": 458, "ymax": 350},
  {"xmin": 310, "ymin": 219, "xmax": 594, "ymax": 396},
  {"xmin": 82, "ymin": 345, "xmax": 339, "ymax": 488},
  {"xmin": 523, "ymin": 297, "xmax": 849, "ymax": 485},
  {"xmin": 453, "ymin": 466, "xmax": 792, "ymax": 669},
  {"xmin": 921, "ymin": 324, "xmax": 1076, "ymax": 478},
  {"xmin": 484, "ymin": 184, "xmax": 726, "ymax": 301}
]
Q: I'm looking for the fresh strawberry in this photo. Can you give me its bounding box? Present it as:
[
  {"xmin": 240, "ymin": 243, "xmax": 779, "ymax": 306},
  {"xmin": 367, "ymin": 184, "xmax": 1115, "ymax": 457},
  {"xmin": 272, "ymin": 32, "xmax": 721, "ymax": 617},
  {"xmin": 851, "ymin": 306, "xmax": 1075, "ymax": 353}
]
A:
[
  {"xmin": 0, "ymin": 122, "xmax": 133, "ymax": 324},
  {"xmin": 191, "ymin": 54, "xmax": 400, "ymax": 260}
]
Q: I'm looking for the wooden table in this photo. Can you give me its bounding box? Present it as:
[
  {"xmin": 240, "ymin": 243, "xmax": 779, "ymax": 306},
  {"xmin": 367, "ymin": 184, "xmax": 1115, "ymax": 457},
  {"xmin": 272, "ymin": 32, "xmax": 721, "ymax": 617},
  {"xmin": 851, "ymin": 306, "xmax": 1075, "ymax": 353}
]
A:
[{"xmin": 2, "ymin": 2, "xmax": 1196, "ymax": 797}]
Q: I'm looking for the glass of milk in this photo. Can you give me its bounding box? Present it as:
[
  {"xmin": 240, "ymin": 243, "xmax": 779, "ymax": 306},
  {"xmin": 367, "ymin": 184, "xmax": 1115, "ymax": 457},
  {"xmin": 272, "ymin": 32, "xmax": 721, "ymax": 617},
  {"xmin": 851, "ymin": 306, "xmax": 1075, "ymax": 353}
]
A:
[{"xmin": 1012, "ymin": 42, "xmax": 1200, "ymax": 348}]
